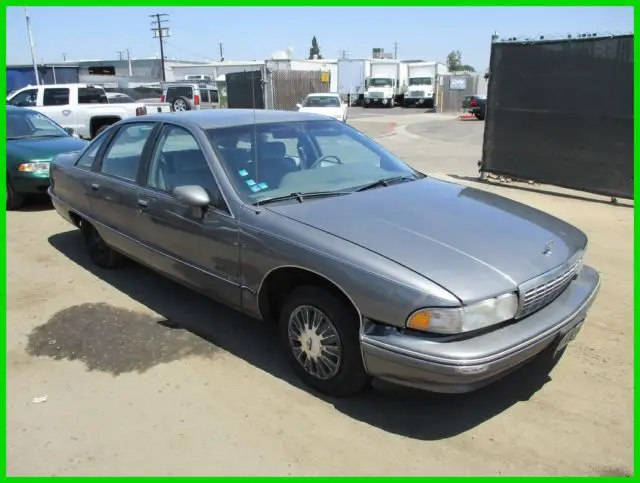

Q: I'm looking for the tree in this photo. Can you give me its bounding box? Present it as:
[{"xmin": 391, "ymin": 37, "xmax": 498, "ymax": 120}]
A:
[
  {"xmin": 446, "ymin": 49, "xmax": 475, "ymax": 72},
  {"xmin": 308, "ymin": 36, "xmax": 322, "ymax": 60}
]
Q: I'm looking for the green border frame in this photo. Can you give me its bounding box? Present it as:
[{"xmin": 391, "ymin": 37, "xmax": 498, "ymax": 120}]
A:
[{"xmin": 2, "ymin": 1, "xmax": 636, "ymax": 479}]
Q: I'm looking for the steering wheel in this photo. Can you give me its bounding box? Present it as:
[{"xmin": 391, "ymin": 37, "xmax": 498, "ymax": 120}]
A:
[{"xmin": 310, "ymin": 155, "xmax": 343, "ymax": 169}]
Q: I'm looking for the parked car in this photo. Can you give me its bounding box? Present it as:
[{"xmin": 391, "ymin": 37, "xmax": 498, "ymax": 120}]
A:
[
  {"xmin": 462, "ymin": 95, "xmax": 487, "ymax": 120},
  {"xmin": 6, "ymin": 84, "xmax": 171, "ymax": 139},
  {"xmin": 161, "ymin": 83, "xmax": 218, "ymax": 111},
  {"xmin": 49, "ymin": 110, "xmax": 600, "ymax": 398},
  {"xmin": 7, "ymin": 105, "xmax": 87, "ymax": 209},
  {"xmin": 105, "ymin": 92, "xmax": 136, "ymax": 104},
  {"xmin": 296, "ymin": 93, "xmax": 348, "ymax": 122}
]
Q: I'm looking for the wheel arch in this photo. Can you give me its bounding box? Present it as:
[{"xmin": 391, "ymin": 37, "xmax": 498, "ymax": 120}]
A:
[{"xmin": 257, "ymin": 265, "xmax": 362, "ymax": 325}]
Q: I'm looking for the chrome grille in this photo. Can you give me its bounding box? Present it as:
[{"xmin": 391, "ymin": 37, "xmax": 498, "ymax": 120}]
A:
[
  {"xmin": 368, "ymin": 91, "xmax": 383, "ymax": 98},
  {"xmin": 517, "ymin": 257, "xmax": 584, "ymax": 319},
  {"xmin": 409, "ymin": 90, "xmax": 425, "ymax": 97}
]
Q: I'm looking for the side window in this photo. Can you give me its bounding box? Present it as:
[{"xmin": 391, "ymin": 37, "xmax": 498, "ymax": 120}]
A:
[
  {"xmin": 147, "ymin": 126, "xmax": 222, "ymax": 207},
  {"xmin": 8, "ymin": 89, "xmax": 37, "ymax": 107},
  {"xmin": 210, "ymin": 90, "xmax": 219, "ymax": 103},
  {"xmin": 99, "ymin": 123, "xmax": 155, "ymax": 182},
  {"xmin": 75, "ymin": 135, "xmax": 108, "ymax": 170},
  {"xmin": 43, "ymin": 88, "xmax": 70, "ymax": 106},
  {"xmin": 78, "ymin": 87, "xmax": 108, "ymax": 104},
  {"xmin": 200, "ymin": 90, "xmax": 210, "ymax": 103}
]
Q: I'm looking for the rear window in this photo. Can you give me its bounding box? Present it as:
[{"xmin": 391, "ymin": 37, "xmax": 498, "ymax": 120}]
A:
[
  {"xmin": 165, "ymin": 86, "xmax": 193, "ymax": 100},
  {"xmin": 78, "ymin": 87, "xmax": 108, "ymax": 104},
  {"xmin": 210, "ymin": 90, "xmax": 219, "ymax": 103}
]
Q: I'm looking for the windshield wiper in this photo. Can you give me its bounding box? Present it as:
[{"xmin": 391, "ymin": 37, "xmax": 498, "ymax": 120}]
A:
[
  {"xmin": 255, "ymin": 191, "xmax": 349, "ymax": 206},
  {"xmin": 355, "ymin": 175, "xmax": 418, "ymax": 192}
]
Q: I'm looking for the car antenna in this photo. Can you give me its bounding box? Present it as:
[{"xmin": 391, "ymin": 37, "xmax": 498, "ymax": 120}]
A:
[{"xmin": 251, "ymin": 70, "xmax": 261, "ymax": 213}]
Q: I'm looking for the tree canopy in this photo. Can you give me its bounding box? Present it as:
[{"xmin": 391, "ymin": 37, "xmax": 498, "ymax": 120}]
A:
[
  {"xmin": 308, "ymin": 36, "xmax": 322, "ymax": 60},
  {"xmin": 446, "ymin": 50, "xmax": 475, "ymax": 72}
]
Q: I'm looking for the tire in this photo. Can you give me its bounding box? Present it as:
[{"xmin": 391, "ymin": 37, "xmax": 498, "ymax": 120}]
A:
[
  {"xmin": 6, "ymin": 180, "xmax": 23, "ymax": 211},
  {"xmin": 81, "ymin": 221, "xmax": 124, "ymax": 269},
  {"xmin": 94, "ymin": 124, "xmax": 111, "ymax": 138},
  {"xmin": 278, "ymin": 285, "xmax": 370, "ymax": 398},
  {"xmin": 389, "ymin": 99, "xmax": 395, "ymax": 108},
  {"xmin": 172, "ymin": 96, "xmax": 191, "ymax": 112}
]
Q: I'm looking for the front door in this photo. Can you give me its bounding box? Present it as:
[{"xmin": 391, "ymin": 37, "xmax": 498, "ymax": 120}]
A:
[{"xmin": 136, "ymin": 124, "xmax": 242, "ymax": 309}]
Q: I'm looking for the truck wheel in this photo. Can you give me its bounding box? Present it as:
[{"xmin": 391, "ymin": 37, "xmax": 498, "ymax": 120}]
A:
[
  {"xmin": 81, "ymin": 221, "xmax": 125, "ymax": 269},
  {"xmin": 172, "ymin": 97, "xmax": 191, "ymax": 112},
  {"xmin": 7, "ymin": 180, "xmax": 23, "ymax": 211},
  {"xmin": 278, "ymin": 285, "xmax": 370, "ymax": 398}
]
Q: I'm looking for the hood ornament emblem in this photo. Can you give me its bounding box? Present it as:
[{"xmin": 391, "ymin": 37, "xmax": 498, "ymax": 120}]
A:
[{"xmin": 542, "ymin": 241, "xmax": 554, "ymax": 256}]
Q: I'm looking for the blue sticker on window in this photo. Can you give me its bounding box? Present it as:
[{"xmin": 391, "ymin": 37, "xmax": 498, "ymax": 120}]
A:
[
  {"xmin": 258, "ymin": 182, "xmax": 268, "ymax": 190},
  {"xmin": 238, "ymin": 169, "xmax": 248, "ymax": 177},
  {"xmin": 246, "ymin": 179, "xmax": 256, "ymax": 187},
  {"xmin": 250, "ymin": 185, "xmax": 260, "ymax": 193}
]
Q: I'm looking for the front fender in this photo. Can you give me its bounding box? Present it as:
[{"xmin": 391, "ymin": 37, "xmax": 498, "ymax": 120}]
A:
[{"xmin": 239, "ymin": 205, "xmax": 459, "ymax": 327}]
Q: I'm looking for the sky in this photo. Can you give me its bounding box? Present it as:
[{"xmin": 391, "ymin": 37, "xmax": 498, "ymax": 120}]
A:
[{"xmin": 6, "ymin": 6, "xmax": 634, "ymax": 71}]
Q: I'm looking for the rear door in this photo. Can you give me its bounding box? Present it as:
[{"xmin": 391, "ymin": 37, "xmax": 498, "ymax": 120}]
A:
[
  {"xmin": 89, "ymin": 121, "xmax": 159, "ymax": 255},
  {"xmin": 136, "ymin": 123, "xmax": 241, "ymax": 308},
  {"xmin": 39, "ymin": 87, "xmax": 77, "ymax": 132}
]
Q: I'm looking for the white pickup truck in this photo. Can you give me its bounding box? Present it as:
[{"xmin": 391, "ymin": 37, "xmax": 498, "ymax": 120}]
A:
[{"xmin": 6, "ymin": 84, "xmax": 171, "ymax": 139}]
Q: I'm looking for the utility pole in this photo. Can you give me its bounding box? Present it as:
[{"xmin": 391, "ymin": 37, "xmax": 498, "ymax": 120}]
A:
[
  {"xmin": 393, "ymin": 41, "xmax": 398, "ymax": 59},
  {"xmin": 218, "ymin": 42, "xmax": 224, "ymax": 61},
  {"xmin": 116, "ymin": 50, "xmax": 125, "ymax": 61},
  {"xmin": 150, "ymin": 13, "xmax": 170, "ymax": 82},
  {"xmin": 127, "ymin": 48, "xmax": 133, "ymax": 76},
  {"xmin": 62, "ymin": 52, "xmax": 67, "ymax": 62},
  {"xmin": 24, "ymin": 7, "xmax": 40, "ymax": 85},
  {"xmin": 339, "ymin": 49, "xmax": 349, "ymax": 59}
]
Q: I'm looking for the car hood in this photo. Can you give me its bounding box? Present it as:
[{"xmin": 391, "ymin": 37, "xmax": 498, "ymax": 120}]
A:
[
  {"xmin": 266, "ymin": 178, "xmax": 587, "ymax": 302},
  {"xmin": 7, "ymin": 136, "xmax": 88, "ymax": 162}
]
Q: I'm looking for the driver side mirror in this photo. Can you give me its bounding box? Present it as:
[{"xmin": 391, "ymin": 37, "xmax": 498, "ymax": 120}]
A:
[
  {"xmin": 65, "ymin": 127, "xmax": 75, "ymax": 136},
  {"xmin": 295, "ymin": 103, "xmax": 302, "ymax": 110}
]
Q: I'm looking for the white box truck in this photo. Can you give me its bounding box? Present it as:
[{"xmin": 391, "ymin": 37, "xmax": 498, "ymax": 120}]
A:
[
  {"xmin": 363, "ymin": 60, "xmax": 402, "ymax": 108},
  {"xmin": 404, "ymin": 61, "xmax": 448, "ymax": 108}
]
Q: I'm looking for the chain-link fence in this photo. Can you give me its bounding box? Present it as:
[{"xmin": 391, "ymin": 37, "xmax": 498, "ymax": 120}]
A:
[{"xmin": 271, "ymin": 70, "xmax": 330, "ymax": 110}]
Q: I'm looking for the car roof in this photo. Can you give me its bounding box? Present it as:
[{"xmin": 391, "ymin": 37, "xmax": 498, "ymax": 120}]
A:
[
  {"xmin": 306, "ymin": 92, "xmax": 340, "ymax": 98},
  {"xmin": 128, "ymin": 109, "xmax": 333, "ymax": 129}
]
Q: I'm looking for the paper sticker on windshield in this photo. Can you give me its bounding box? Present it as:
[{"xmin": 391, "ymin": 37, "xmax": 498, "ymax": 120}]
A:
[
  {"xmin": 246, "ymin": 179, "xmax": 256, "ymax": 187},
  {"xmin": 250, "ymin": 185, "xmax": 260, "ymax": 193},
  {"xmin": 238, "ymin": 169, "xmax": 249, "ymax": 177},
  {"xmin": 257, "ymin": 182, "xmax": 268, "ymax": 190}
]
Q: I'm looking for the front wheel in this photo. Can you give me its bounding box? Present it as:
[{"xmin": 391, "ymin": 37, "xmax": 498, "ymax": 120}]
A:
[
  {"xmin": 278, "ymin": 286, "xmax": 370, "ymax": 398},
  {"xmin": 7, "ymin": 180, "xmax": 23, "ymax": 211}
]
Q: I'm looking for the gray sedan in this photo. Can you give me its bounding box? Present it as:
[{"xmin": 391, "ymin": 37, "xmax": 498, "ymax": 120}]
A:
[{"xmin": 49, "ymin": 110, "xmax": 601, "ymax": 398}]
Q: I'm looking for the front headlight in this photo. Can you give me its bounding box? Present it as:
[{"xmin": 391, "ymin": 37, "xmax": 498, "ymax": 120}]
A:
[
  {"xmin": 19, "ymin": 160, "xmax": 51, "ymax": 173},
  {"xmin": 406, "ymin": 293, "xmax": 518, "ymax": 334}
]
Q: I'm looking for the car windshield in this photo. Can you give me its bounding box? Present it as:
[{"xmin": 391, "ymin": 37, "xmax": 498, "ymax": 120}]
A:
[
  {"xmin": 7, "ymin": 109, "xmax": 68, "ymax": 140},
  {"xmin": 303, "ymin": 96, "xmax": 341, "ymax": 108},
  {"xmin": 207, "ymin": 119, "xmax": 421, "ymax": 204},
  {"xmin": 369, "ymin": 78, "xmax": 393, "ymax": 87},
  {"xmin": 409, "ymin": 77, "xmax": 432, "ymax": 86}
]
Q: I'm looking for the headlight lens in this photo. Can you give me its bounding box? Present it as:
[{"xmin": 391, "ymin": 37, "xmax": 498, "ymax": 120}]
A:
[
  {"xmin": 19, "ymin": 160, "xmax": 51, "ymax": 173},
  {"xmin": 407, "ymin": 293, "xmax": 518, "ymax": 334}
]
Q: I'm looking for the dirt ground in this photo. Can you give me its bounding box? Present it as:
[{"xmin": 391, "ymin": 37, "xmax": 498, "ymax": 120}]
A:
[{"xmin": 6, "ymin": 113, "xmax": 634, "ymax": 476}]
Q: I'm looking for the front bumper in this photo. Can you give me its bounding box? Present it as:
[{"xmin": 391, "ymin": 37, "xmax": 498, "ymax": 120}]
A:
[
  {"xmin": 364, "ymin": 98, "xmax": 392, "ymax": 106},
  {"xmin": 360, "ymin": 265, "xmax": 600, "ymax": 393},
  {"xmin": 10, "ymin": 172, "xmax": 50, "ymax": 195}
]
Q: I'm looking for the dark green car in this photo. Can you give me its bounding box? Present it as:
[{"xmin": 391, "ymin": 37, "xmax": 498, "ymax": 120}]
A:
[{"xmin": 7, "ymin": 106, "xmax": 88, "ymax": 210}]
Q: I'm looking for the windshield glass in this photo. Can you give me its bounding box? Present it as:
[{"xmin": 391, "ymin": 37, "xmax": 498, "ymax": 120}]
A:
[
  {"xmin": 369, "ymin": 78, "xmax": 393, "ymax": 87},
  {"xmin": 303, "ymin": 96, "xmax": 341, "ymax": 108},
  {"xmin": 7, "ymin": 109, "xmax": 68, "ymax": 139},
  {"xmin": 207, "ymin": 120, "xmax": 419, "ymax": 203},
  {"xmin": 409, "ymin": 77, "xmax": 432, "ymax": 86}
]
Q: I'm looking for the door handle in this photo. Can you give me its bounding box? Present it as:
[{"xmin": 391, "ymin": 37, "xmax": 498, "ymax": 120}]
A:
[
  {"xmin": 137, "ymin": 199, "xmax": 149, "ymax": 208},
  {"xmin": 91, "ymin": 183, "xmax": 100, "ymax": 190}
]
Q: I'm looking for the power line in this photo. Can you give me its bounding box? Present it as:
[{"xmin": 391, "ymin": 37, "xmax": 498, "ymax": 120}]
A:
[{"xmin": 150, "ymin": 13, "xmax": 170, "ymax": 81}]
